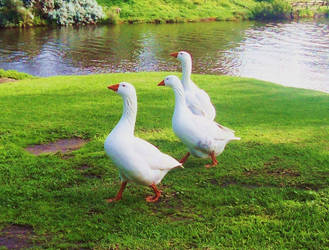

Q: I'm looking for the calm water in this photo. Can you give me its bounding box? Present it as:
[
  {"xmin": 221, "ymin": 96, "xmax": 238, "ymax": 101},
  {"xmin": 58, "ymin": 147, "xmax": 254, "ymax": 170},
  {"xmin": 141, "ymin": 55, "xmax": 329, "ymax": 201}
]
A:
[{"xmin": 0, "ymin": 20, "xmax": 328, "ymax": 93}]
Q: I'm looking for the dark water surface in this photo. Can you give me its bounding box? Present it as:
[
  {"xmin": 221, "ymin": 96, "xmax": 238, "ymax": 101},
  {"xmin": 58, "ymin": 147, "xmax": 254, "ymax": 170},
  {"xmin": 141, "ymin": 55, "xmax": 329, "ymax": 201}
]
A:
[{"xmin": 0, "ymin": 20, "xmax": 328, "ymax": 92}]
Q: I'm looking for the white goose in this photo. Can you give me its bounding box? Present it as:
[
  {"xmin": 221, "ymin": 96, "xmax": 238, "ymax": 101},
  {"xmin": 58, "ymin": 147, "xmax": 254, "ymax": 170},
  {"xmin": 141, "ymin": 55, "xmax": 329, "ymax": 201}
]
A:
[
  {"xmin": 104, "ymin": 82, "xmax": 182, "ymax": 202},
  {"xmin": 158, "ymin": 76, "xmax": 240, "ymax": 168},
  {"xmin": 171, "ymin": 51, "xmax": 216, "ymax": 120}
]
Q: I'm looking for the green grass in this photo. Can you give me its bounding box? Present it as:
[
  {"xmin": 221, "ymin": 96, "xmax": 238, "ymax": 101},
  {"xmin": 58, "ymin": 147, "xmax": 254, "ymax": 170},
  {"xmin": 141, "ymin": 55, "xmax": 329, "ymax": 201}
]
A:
[
  {"xmin": 97, "ymin": 0, "xmax": 329, "ymax": 23},
  {"xmin": 0, "ymin": 72, "xmax": 328, "ymax": 248},
  {"xmin": 0, "ymin": 69, "xmax": 34, "ymax": 80},
  {"xmin": 98, "ymin": 0, "xmax": 257, "ymax": 23},
  {"xmin": 288, "ymin": 0, "xmax": 329, "ymax": 18}
]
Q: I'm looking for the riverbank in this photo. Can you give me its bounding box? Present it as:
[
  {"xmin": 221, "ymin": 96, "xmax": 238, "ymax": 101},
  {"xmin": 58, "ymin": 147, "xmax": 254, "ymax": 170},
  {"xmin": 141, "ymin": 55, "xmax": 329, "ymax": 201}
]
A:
[
  {"xmin": 100, "ymin": 0, "xmax": 329, "ymax": 24},
  {"xmin": 0, "ymin": 72, "xmax": 328, "ymax": 248},
  {"xmin": 1, "ymin": 0, "xmax": 328, "ymax": 28},
  {"xmin": 0, "ymin": 69, "xmax": 34, "ymax": 80},
  {"xmin": 99, "ymin": 0, "xmax": 256, "ymax": 24}
]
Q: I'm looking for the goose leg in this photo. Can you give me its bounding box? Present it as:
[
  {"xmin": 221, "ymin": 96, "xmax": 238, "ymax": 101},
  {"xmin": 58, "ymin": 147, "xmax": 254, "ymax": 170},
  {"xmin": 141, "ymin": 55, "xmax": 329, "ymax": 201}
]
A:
[
  {"xmin": 146, "ymin": 184, "xmax": 161, "ymax": 203},
  {"xmin": 205, "ymin": 152, "xmax": 218, "ymax": 168},
  {"xmin": 179, "ymin": 152, "xmax": 190, "ymax": 164},
  {"xmin": 107, "ymin": 181, "xmax": 128, "ymax": 203}
]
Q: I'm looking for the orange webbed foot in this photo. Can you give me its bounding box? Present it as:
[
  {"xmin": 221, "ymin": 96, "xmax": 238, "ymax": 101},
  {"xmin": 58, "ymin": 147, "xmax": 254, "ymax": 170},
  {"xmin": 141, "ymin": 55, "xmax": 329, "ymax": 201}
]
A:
[
  {"xmin": 205, "ymin": 152, "xmax": 218, "ymax": 168},
  {"xmin": 205, "ymin": 163, "xmax": 217, "ymax": 169},
  {"xmin": 106, "ymin": 197, "xmax": 121, "ymax": 203},
  {"xmin": 145, "ymin": 195, "xmax": 160, "ymax": 203},
  {"xmin": 106, "ymin": 181, "xmax": 127, "ymax": 203},
  {"xmin": 146, "ymin": 184, "xmax": 161, "ymax": 203}
]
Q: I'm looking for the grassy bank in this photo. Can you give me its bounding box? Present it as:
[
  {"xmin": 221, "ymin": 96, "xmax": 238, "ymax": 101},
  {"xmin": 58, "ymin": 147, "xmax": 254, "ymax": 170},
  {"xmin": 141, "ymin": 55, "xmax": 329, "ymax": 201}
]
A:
[
  {"xmin": 99, "ymin": 0, "xmax": 329, "ymax": 23},
  {"xmin": 0, "ymin": 69, "xmax": 34, "ymax": 80},
  {"xmin": 98, "ymin": 0, "xmax": 256, "ymax": 23},
  {"xmin": 0, "ymin": 72, "xmax": 328, "ymax": 248},
  {"xmin": 1, "ymin": 0, "xmax": 327, "ymax": 28}
]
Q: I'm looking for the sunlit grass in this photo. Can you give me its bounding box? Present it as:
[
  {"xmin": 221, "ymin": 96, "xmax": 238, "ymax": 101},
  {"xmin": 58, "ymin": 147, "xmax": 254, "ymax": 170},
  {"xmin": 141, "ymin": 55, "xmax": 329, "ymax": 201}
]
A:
[
  {"xmin": 97, "ymin": 0, "xmax": 256, "ymax": 23},
  {"xmin": 0, "ymin": 69, "xmax": 34, "ymax": 80},
  {"xmin": 0, "ymin": 72, "xmax": 328, "ymax": 248}
]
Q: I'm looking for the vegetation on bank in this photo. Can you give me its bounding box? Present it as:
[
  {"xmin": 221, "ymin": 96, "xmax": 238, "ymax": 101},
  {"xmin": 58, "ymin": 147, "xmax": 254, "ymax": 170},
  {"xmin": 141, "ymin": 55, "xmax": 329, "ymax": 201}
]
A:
[
  {"xmin": 0, "ymin": 72, "xmax": 328, "ymax": 248},
  {"xmin": 1, "ymin": 0, "xmax": 328, "ymax": 27},
  {"xmin": 252, "ymin": 0, "xmax": 292, "ymax": 20},
  {"xmin": 288, "ymin": 0, "xmax": 329, "ymax": 18},
  {"xmin": 0, "ymin": 68, "xmax": 34, "ymax": 80},
  {"xmin": 99, "ymin": 0, "xmax": 257, "ymax": 24},
  {"xmin": 0, "ymin": 0, "xmax": 104, "ymax": 27}
]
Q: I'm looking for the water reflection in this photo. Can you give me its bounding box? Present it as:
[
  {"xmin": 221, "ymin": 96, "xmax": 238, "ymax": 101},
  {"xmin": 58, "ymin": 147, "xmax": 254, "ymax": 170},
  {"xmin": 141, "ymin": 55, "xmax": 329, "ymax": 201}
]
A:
[{"xmin": 0, "ymin": 20, "xmax": 328, "ymax": 92}]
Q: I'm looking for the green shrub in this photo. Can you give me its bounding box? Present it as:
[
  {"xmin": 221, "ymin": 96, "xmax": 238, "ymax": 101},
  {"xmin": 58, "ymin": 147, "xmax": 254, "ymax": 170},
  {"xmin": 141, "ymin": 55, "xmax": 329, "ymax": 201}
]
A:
[
  {"xmin": 0, "ymin": 0, "xmax": 34, "ymax": 27},
  {"xmin": 22, "ymin": 0, "xmax": 35, "ymax": 7},
  {"xmin": 17, "ymin": 0, "xmax": 104, "ymax": 26},
  {"xmin": 323, "ymin": 8, "xmax": 329, "ymax": 17},
  {"xmin": 0, "ymin": 69, "xmax": 34, "ymax": 80},
  {"xmin": 102, "ymin": 6, "xmax": 120, "ymax": 24},
  {"xmin": 46, "ymin": 0, "xmax": 104, "ymax": 25},
  {"xmin": 31, "ymin": 14, "xmax": 48, "ymax": 26},
  {"xmin": 252, "ymin": 0, "xmax": 292, "ymax": 20}
]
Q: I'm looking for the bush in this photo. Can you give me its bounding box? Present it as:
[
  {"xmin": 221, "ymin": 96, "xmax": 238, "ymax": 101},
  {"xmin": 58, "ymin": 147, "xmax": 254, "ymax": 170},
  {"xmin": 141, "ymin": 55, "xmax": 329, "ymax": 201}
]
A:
[
  {"xmin": 22, "ymin": 0, "xmax": 35, "ymax": 7},
  {"xmin": 46, "ymin": 0, "xmax": 104, "ymax": 25},
  {"xmin": 26, "ymin": 0, "xmax": 55, "ymax": 16},
  {"xmin": 102, "ymin": 6, "xmax": 120, "ymax": 24},
  {"xmin": 6, "ymin": 0, "xmax": 105, "ymax": 26},
  {"xmin": 0, "ymin": 68, "xmax": 34, "ymax": 80},
  {"xmin": 0, "ymin": 0, "xmax": 34, "ymax": 27},
  {"xmin": 252, "ymin": 0, "xmax": 292, "ymax": 20},
  {"xmin": 323, "ymin": 8, "xmax": 329, "ymax": 18}
]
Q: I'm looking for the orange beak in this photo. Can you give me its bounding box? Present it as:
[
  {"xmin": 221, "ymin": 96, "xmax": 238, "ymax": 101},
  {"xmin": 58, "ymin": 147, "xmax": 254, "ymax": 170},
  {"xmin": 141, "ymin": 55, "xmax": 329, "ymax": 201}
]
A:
[
  {"xmin": 157, "ymin": 80, "xmax": 165, "ymax": 86},
  {"xmin": 170, "ymin": 52, "xmax": 179, "ymax": 58},
  {"xmin": 108, "ymin": 84, "xmax": 119, "ymax": 92}
]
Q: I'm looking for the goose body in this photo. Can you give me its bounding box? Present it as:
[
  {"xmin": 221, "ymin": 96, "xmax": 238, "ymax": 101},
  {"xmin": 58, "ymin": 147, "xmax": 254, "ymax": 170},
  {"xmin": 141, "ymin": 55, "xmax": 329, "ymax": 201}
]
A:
[
  {"xmin": 104, "ymin": 82, "xmax": 182, "ymax": 202},
  {"xmin": 158, "ymin": 76, "xmax": 240, "ymax": 167},
  {"xmin": 171, "ymin": 51, "xmax": 216, "ymax": 120}
]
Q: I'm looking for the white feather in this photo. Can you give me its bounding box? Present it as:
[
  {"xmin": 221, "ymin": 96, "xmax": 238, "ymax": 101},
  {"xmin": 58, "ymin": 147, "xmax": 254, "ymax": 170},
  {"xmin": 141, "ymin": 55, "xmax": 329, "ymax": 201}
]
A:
[
  {"xmin": 176, "ymin": 51, "xmax": 216, "ymax": 120},
  {"xmin": 104, "ymin": 82, "xmax": 182, "ymax": 186},
  {"xmin": 164, "ymin": 76, "xmax": 240, "ymax": 159}
]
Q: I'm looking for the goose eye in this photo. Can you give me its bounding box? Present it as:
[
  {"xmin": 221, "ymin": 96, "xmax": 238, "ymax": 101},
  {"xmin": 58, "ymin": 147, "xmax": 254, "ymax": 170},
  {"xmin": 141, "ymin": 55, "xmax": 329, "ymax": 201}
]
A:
[{"xmin": 122, "ymin": 84, "xmax": 126, "ymax": 87}]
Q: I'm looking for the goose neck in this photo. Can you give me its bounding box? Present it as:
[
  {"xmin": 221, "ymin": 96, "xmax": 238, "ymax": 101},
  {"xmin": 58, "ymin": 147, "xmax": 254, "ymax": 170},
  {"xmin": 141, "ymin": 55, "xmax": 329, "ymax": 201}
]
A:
[
  {"xmin": 181, "ymin": 59, "xmax": 192, "ymax": 89},
  {"xmin": 173, "ymin": 86, "xmax": 187, "ymax": 114},
  {"xmin": 117, "ymin": 95, "xmax": 137, "ymax": 135}
]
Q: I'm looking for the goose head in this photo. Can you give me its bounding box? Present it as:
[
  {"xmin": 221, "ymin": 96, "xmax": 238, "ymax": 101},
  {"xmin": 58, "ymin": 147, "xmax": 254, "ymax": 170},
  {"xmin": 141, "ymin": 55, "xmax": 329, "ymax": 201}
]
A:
[
  {"xmin": 170, "ymin": 51, "xmax": 192, "ymax": 63},
  {"xmin": 108, "ymin": 82, "xmax": 136, "ymax": 98},
  {"xmin": 158, "ymin": 75, "xmax": 183, "ymax": 89}
]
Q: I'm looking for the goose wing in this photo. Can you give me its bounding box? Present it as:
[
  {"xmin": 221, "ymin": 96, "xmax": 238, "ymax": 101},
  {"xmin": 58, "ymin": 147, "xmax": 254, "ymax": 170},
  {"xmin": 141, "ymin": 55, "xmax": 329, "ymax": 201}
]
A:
[
  {"xmin": 133, "ymin": 137, "xmax": 182, "ymax": 170},
  {"xmin": 185, "ymin": 86, "xmax": 216, "ymax": 120},
  {"xmin": 184, "ymin": 115, "xmax": 237, "ymax": 153},
  {"xmin": 195, "ymin": 88, "xmax": 216, "ymax": 120}
]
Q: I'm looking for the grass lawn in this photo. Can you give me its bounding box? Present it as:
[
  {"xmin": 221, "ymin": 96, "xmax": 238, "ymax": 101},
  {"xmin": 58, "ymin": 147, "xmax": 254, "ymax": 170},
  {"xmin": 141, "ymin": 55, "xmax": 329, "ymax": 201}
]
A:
[{"xmin": 0, "ymin": 72, "xmax": 328, "ymax": 248}]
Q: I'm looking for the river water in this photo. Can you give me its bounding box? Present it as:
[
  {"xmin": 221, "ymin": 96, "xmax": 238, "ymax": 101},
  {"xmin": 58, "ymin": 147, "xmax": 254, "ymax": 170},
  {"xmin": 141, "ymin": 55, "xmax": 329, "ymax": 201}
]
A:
[{"xmin": 0, "ymin": 19, "xmax": 328, "ymax": 93}]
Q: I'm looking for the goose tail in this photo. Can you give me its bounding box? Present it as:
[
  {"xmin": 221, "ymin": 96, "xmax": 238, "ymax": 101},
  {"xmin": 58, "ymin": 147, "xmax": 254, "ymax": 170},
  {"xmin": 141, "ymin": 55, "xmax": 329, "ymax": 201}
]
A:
[{"xmin": 174, "ymin": 164, "xmax": 184, "ymax": 169}]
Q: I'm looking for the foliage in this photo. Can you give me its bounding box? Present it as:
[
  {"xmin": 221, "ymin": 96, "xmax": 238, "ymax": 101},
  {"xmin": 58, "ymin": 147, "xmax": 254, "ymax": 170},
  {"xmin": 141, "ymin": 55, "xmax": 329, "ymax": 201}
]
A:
[
  {"xmin": 0, "ymin": 72, "xmax": 328, "ymax": 248},
  {"xmin": 102, "ymin": 6, "xmax": 120, "ymax": 24},
  {"xmin": 0, "ymin": 0, "xmax": 34, "ymax": 27},
  {"xmin": 321, "ymin": 7, "xmax": 329, "ymax": 17},
  {"xmin": 1, "ymin": 0, "xmax": 104, "ymax": 27},
  {"xmin": 22, "ymin": 0, "xmax": 36, "ymax": 8},
  {"xmin": 1, "ymin": 0, "xmax": 326, "ymax": 27},
  {"xmin": 46, "ymin": 0, "xmax": 104, "ymax": 25},
  {"xmin": 96, "ymin": 0, "xmax": 257, "ymax": 23},
  {"xmin": 0, "ymin": 68, "xmax": 34, "ymax": 80},
  {"xmin": 252, "ymin": 0, "xmax": 292, "ymax": 19}
]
